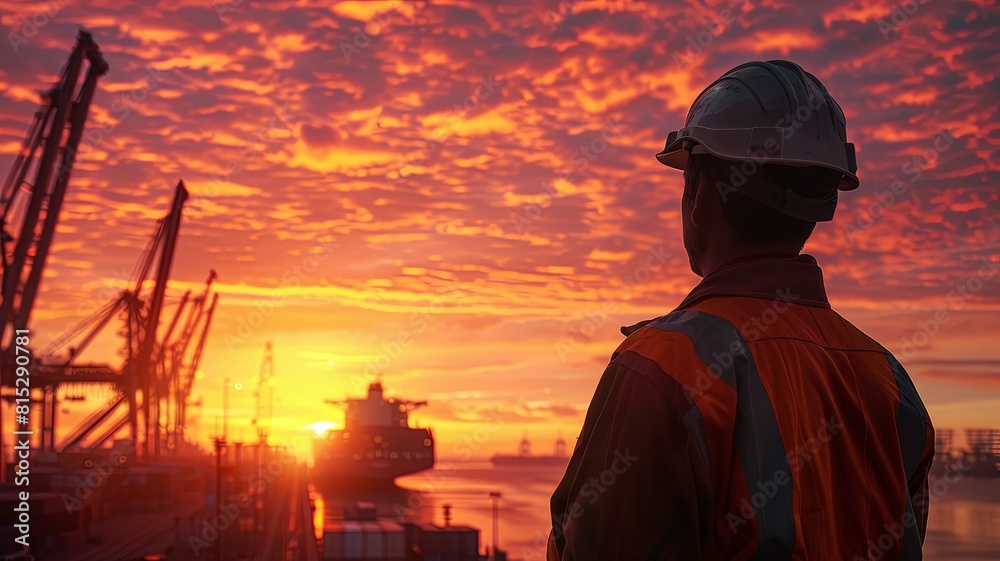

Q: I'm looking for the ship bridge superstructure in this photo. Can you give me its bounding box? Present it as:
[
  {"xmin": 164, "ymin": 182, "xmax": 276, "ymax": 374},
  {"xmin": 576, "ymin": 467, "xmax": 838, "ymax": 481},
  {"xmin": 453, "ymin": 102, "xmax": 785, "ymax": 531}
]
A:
[{"xmin": 327, "ymin": 382, "xmax": 426, "ymax": 429}]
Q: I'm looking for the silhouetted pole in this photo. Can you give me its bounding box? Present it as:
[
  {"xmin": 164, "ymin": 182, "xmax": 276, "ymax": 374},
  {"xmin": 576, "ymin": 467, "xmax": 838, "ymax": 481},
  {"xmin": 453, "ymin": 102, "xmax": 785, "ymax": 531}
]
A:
[
  {"xmin": 214, "ymin": 436, "xmax": 225, "ymax": 561},
  {"xmin": 223, "ymin": 376, "xmax": 230, "ymax": 441},
  {"xmin": 489, "ymin": 491, "xmax": 502, "ymax": 557}
]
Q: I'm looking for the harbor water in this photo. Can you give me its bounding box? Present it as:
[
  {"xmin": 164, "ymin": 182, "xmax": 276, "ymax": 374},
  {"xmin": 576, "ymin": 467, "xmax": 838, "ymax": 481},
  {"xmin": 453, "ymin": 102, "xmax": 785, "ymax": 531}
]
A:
[{"xmin": 314, "ymin": 461, "xmax": 1000, "ymax": 561}]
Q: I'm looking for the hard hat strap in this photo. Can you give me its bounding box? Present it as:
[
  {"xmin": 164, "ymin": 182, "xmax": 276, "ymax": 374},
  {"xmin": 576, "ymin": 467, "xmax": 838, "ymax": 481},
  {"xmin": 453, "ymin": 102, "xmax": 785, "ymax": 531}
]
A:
[{"xmin": 845, "ymin": 142, "xmax": 858, "ymax": 174}]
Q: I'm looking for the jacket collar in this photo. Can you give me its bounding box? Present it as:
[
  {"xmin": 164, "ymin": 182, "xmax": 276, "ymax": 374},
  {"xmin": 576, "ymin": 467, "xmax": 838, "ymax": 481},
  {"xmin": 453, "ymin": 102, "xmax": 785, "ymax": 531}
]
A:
[{"xmin": 621, "ymin": 253, "xmax": 830, "ymax": 336}]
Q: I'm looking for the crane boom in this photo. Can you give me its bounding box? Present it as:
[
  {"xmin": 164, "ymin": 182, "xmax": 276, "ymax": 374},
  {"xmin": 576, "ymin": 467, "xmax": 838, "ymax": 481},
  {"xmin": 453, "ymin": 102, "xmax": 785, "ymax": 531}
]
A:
[
  {"xmin": 132, "ymin": 180, "xmax": 188, "ymax": 459},
  {"xmin": 176, "ymin": 290, "xmax": 218, "ymax": 450},
  {"xmin": 1, "ymin": 30, "xmax": 108, "ymax": 351}
]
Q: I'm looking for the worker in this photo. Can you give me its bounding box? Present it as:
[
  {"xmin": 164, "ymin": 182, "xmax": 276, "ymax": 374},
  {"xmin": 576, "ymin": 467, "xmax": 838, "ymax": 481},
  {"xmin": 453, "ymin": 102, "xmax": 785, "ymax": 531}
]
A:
[{"xmin": 547, "ymin": 60, "xmax": 935, "ymax": 560}]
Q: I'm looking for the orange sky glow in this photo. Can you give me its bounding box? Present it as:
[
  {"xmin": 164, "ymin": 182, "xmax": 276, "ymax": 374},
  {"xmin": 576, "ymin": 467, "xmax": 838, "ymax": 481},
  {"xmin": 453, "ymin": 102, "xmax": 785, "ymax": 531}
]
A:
[{"xmin": 1, "ymin": 0, "xmax": 997, "ymax": 461}]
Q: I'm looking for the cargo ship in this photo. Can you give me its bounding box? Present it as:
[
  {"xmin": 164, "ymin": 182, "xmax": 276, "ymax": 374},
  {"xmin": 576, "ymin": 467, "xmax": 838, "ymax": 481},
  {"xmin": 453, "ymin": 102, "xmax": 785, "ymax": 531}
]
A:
[
  {"xmin": 314, "ymin": 381, "xmax": 435, "ymax": 483},
  {"xmin": 490, "ymin": 433, "xmax": 569, "ymax": 468}
]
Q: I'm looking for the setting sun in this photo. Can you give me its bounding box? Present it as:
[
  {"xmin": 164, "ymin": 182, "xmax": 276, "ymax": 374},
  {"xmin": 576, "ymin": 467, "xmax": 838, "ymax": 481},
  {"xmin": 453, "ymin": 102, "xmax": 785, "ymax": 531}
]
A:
[{"xmin": 307, "ymin": 421, "xmax": 338, "ymax": 436}]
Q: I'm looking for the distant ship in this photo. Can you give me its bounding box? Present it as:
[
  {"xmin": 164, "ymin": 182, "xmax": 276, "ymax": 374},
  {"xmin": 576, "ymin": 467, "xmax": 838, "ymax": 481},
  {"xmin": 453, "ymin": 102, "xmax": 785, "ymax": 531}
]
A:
[
  {"xmin": 491, "ymin": 433, "xmax": 569, "ymax": 468},
  {"xmin": 314, "ymin": 381, "xmax": 435, "ymax": 482}
]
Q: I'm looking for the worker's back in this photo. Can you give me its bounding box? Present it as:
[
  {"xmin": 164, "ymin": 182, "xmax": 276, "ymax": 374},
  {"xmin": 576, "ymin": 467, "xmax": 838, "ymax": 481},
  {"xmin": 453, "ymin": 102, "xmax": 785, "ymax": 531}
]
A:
[
  {"xmin": 618, "ymin": 297, "xmax": 935, "ymax": 559},
  {"xmin": 677, "ymin": 295, "xmax": 934, "ymax": 560},
  {"xmin": 548, "ymin": 254, "xmax": 935, "ymax": 560}
]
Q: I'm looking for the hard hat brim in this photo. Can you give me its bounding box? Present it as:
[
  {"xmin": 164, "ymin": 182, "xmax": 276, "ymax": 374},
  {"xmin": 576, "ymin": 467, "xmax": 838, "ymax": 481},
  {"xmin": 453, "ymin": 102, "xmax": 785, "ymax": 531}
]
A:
[{"xmin": 656, "ymin": 127, "xmax": 860, "ymax": 191}]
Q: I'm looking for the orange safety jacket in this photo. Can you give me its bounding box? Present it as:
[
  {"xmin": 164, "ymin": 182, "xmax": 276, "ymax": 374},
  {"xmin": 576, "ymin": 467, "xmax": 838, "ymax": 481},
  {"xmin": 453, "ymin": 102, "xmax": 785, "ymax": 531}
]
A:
[{"xmin": 548, "ymin": 253, "xmax": 934, "ymax": 561}]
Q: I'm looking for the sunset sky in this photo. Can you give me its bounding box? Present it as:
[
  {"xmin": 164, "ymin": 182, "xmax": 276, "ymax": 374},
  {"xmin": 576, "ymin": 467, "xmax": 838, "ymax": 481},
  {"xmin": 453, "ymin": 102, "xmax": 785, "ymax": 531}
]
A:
[{"xmin": 1, "ymin": 0, "xmax": 997, "ymax": 461}]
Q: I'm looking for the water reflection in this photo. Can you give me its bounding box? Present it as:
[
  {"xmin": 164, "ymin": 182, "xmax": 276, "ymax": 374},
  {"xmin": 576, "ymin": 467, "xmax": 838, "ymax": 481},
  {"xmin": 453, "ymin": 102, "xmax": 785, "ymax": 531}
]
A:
[{"xmin": 313, "ymin": 463, "xmax": 1000, "ymax": 560}]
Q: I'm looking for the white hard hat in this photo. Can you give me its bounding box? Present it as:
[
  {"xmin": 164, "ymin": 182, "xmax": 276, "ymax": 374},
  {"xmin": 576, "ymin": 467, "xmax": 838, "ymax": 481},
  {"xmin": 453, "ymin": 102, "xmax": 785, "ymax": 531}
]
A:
[{"xmin": 657, "ymin": 60, "xmax": 859, "ymax": 222}]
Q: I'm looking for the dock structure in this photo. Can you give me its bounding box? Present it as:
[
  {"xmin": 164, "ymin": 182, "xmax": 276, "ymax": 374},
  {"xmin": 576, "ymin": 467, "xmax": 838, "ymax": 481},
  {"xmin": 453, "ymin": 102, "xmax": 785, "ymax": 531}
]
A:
[
  {"xmin": 0, "ymin": 439, "xmax": 316, "ymax": 560},
  {"xmin": 320, "ymin": 501, "xmax": 485, "ymax": 561},
  {"xmin": 964, "ymin": 428, "xmax": 1000, "ymax": 478},
  {"xmin": 932, "ymin": 428, "xmax": 954, "ymax": 475}
]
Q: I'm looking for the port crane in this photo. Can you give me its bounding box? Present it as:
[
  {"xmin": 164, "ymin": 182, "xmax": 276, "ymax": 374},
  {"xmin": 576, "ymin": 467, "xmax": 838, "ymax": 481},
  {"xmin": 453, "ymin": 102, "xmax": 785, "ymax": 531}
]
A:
[
  {"xmin": 9, "ymin": 182, "xmax": 194, "ymax": 459},
  {"xmin": 42, "ymin": 182, "xmax": 219, "ymax": 460},
  {"xmin": 0, "ymin": 31, "xmax": 108, "ymax": 472},
  {"xmin": 0, "ymin": 31, "xmax": 218, "ymax": 464},
  {"xmin": 170, "ymin": 273, "xmax": 219, "ymax": 455}
]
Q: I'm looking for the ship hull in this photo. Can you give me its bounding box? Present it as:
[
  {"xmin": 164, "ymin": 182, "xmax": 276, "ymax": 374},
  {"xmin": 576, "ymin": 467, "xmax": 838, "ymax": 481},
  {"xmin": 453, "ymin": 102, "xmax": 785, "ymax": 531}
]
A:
[{"xmin": 314, "ymin": 427, "xmax": 434, "ymax": 483}]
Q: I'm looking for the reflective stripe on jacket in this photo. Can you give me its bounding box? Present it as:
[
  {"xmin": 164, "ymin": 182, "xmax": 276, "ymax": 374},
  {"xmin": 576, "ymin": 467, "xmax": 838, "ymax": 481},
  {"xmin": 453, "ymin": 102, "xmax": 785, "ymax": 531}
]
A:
[{"xmin": 548, "ymin": 253, "xmax": 934, "ymax": 560}]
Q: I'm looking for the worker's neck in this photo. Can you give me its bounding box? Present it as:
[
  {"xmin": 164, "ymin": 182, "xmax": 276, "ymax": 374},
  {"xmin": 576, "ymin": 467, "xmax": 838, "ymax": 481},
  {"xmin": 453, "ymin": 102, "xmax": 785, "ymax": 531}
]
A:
[{"xmin": 699, "ymin": 240, "xmax": 802, "ymax": 277}]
